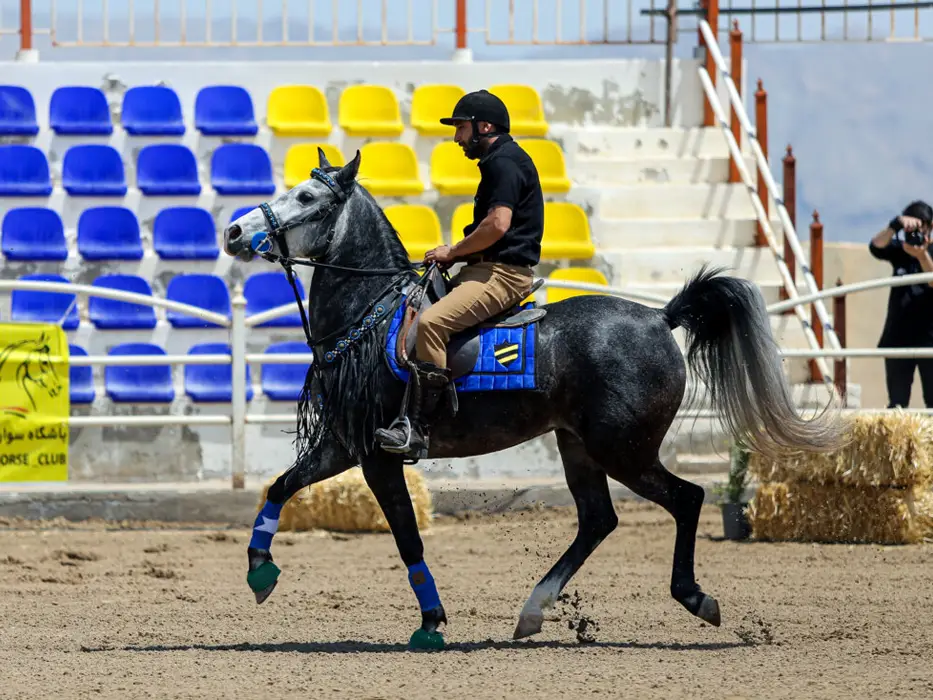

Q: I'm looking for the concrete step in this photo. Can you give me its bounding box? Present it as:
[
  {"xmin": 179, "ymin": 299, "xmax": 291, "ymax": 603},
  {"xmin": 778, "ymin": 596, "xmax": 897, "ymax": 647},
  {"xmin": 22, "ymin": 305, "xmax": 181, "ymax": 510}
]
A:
[
  {"xmin": 598, "ymin": 245, "xmax": 781, "ymax": 285},
  {"xmin": 572, "ymin": 183, "xmax": 761, "ymax": 220},
  {"xmin": 591, "ymin": 217, "xmax": 782, "ymax": 249},
  {"xmin": 550, "ymin": 125, "xmax": 744, "ymax": 160},
  {"xmin": 571, "ymin": 155, "xmax": 757, "ymax": 186}
]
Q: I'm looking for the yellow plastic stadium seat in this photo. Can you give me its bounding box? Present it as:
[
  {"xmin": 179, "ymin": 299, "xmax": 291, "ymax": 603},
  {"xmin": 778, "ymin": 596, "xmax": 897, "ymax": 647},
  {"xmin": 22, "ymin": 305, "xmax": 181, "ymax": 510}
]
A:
[
  {"xmin": 266, "ymin": 85, "xmax": 332, "ymax": 137},
  {"xmin": 449, "ymin": 202, "xmax": 474, "ymax": 245},
  {"xmin": 519, "ymin": 139, "xmax": 572, "ymax": 193},
  {"xmin": 489, "ymin": 84, "xmax": 549, "ymax": 137},
  {"xmin": 411, "ymin": 84, "xmax": 466, "ymax": 137},
  {"xmin": 384, "ymin": 205, "xmax": 443, "ymax": 261},
  {"xmin": 284, "ymin": 143, "xmax": 345, "ymax": 189},
  {"xmin": 339, "ymin": 85, "xmax": 404, "ymax": 137},
  {"xmin": 357, "ymin": 142, "xmax": 424, "ymax": 197},
  {"xmin": 541, "ymin": 202, "xmax": 595, "ymax": 260},
  {"xmin": 430, "ymin": 141, "xmax": 480, "ymax": 196},
  {"xmin": 547, "ymin": 267, "xmax": 609, "ymax": 304}
]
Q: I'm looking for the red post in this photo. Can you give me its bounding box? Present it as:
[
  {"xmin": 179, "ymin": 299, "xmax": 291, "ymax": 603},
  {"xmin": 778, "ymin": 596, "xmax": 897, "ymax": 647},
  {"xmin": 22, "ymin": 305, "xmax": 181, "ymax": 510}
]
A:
[
  {"xmin": 754, "ymin": 79, "xmax": 769, "ymax": 247},
  {"xmin": 728, "ymin": 21, "xmax": 743, "ymax": 184},
  {"xmin": 833, "ymin": 278, "xmax": 847, "ymax": 407},
  {"xmin": 19, "ymin": 0, "xmax": 32, "ymax": 51},
  {"xmin": 699, "ymin": 0, "xmax": 719, "ymax": 128},
  {"xmin": 455, "ymin": 0, "xmax": 467, "ymax": 50},
  {"xmin": 780, "ymin": 145, "xmax": 797, "ymax": 311},
  {"xmin": 809, "ymin": 211, "xmax": 825, "ymax": 383}
]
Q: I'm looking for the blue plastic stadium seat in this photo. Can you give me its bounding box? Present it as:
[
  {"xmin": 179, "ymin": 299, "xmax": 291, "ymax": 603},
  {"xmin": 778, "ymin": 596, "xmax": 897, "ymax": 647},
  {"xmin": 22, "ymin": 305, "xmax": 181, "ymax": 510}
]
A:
[
  {"xmin": 49, "ymin": 86, "xmax": 113, "ymax": 135},
  {"xmin": 62, "ymin": 144, "xmax": 127, "ymax": 196},
  {"xmin": 261, "ymin": 342, "xmax": 312, "ymax": 401},
  {"xmin": 68, "ymin": 345, "xmax": 95, "ymax": 404},
  {"xmin": 166, "ymin": 274, "xmax": 230, "ymax": 328},
  {"xmin": 137, "ymin": 144, "xmax": 201, "ymax": 196},
  {"xmin": 11, "ymin": 273, "xmax": 79, "ymax": 330},
  {"xmin": 0, "ymin": 85, "xmax": 39, "ymax": 135},
  {"xmin": 2, "ymin": 208, "xmax": 67, "ymax": 261},
  {"xmin": 195, "ymin": 85, "xmax": 258, "ymax": 136},
  {"xmin": 121, "ymin": 85, "xmax": 185, "ymax": 136},
  {"xmin": 152, "ymin": 206, "xmax": 219, "ymax": 260},
  {"xmin": 244, "ymin": 271, "xmax": 305, "ymax": 327},
  {"xmin": 211, "ymin": 143, "xmax": 275, "ymax": 196},
  {"xmin": 105, "ymin": 343, "xmax": 175, "ymax": 403},
  {"xmin": 184, "ymin": 342, "xmax": 254, "ymax": 403},
  {"xmin": 89, "ymin": 274, "xmax": 157, "ymax": 330},
  {"xmin": 77, "ymin": 207, "xmax": 142, "ymax": 260},
  {"xmin": 0, "ymin": 144, "xmax": 52, "ymax": 196}
]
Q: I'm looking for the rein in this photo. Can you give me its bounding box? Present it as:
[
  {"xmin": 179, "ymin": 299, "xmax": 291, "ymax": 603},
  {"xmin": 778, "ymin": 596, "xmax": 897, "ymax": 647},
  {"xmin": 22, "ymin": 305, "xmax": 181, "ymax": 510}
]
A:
[{"xmin": 249, "ymin": 167, "xmax": 429, "ymax": 350}]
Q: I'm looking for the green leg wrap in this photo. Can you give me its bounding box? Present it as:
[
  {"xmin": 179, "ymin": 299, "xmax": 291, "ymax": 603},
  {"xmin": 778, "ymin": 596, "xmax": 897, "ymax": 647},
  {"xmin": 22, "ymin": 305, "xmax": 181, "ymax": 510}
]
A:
[
  {"xmin": 246, "ymin": 560, "xmax": 281, "ymax": 593},
  {"xmin": 409, "ymin": 628, "xmax": 445, "ymax": 651}
]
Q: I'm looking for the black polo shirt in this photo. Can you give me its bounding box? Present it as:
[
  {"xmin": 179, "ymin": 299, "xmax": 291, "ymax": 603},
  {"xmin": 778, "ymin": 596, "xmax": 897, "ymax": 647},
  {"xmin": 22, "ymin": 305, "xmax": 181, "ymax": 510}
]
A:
[
  {"xmin": 460, "ymin": 134, "xmax": 544, "ymax": 268},
  {"xmin": 869, "ymin": 238, "xmax": 933, "ymax": 347}
]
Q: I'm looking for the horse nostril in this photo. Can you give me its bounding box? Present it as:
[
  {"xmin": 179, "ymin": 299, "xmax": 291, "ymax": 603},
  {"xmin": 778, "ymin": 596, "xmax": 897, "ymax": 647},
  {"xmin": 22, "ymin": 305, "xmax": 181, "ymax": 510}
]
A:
[{"xmin": 228, "ymin": 224, "xmax": 242, "ymax": 241}]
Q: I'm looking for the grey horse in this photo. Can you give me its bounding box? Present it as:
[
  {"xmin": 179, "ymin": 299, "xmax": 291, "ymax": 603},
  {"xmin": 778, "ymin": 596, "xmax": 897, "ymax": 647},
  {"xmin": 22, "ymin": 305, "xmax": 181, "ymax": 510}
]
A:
[{"xmin": 223, "ymin": 148, "xmax": 846, "ymax": 648}]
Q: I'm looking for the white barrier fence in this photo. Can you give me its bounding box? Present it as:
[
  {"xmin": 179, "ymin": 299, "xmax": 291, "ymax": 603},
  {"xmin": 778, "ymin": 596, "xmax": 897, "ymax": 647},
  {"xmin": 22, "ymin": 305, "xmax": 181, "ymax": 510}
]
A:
[
  {"xmin": 2, "ymin": 272, "xmax": 931, "ymax": 488},
  {"xmin": 696, "ymin": 17, "xmax": 842, "ymax": 404}
]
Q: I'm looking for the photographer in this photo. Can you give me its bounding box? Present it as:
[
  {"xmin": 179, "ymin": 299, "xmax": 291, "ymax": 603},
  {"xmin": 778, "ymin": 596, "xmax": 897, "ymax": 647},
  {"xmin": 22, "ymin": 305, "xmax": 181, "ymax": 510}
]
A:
[{"xmin": 869, "ymin": 200, "xmax": 933, "ymax": 408}]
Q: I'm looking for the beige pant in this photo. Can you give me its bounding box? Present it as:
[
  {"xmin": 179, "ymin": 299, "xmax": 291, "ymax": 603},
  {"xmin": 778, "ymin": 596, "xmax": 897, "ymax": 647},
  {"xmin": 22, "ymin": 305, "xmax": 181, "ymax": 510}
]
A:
[{"xmin": 416, "ymin": 262, "xmax": 534, "ymax": 369}]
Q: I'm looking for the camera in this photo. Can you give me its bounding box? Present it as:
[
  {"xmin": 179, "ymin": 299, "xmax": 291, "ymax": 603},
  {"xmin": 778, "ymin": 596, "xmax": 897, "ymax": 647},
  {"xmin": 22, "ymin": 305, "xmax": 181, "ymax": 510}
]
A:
[{"xmin": 906, "ymin": 229, "xmax": 927, "ymax": 247}]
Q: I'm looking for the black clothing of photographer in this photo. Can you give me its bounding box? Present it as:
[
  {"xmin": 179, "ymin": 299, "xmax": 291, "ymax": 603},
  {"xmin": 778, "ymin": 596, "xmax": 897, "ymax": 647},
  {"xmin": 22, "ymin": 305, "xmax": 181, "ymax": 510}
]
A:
[{"xmin": 868, "ymin": 200, "xmax": 933, "ymax": 408}]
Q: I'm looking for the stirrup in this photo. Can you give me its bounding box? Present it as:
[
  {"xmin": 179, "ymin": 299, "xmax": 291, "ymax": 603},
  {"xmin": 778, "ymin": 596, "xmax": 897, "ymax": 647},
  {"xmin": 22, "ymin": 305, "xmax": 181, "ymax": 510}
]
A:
[{"xmin": 377, "ymin": 416, "xmax": 412, "ymax": 454}]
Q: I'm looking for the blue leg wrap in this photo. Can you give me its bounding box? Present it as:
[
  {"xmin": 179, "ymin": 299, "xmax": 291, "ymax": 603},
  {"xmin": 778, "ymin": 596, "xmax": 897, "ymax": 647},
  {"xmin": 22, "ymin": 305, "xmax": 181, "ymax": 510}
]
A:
[
  {"xmin": 408, "ymin": 560, "xmax": 441, "ymax": 612},
  {"xmin": 249, "ymin": 500, "xmax": 283, "ymax": 551}
]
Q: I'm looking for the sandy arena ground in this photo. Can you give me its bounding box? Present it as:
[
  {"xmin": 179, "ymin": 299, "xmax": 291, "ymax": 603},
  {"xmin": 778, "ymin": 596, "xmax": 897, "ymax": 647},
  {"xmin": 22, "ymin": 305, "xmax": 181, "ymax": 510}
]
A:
[{"xmin": 0, "ymin": 500, "xmax": 931, "ymax": 700}]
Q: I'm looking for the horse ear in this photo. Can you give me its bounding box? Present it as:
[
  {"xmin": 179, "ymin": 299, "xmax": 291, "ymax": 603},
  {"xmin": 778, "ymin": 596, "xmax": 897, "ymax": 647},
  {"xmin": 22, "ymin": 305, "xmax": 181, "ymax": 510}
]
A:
[
  {"xmin": 317, "ymin": 146, "xmax": 332, "ymax": 170},
  {"xmin": 335, "ymin": 150, "xmax": 361, "ymax": 189}
]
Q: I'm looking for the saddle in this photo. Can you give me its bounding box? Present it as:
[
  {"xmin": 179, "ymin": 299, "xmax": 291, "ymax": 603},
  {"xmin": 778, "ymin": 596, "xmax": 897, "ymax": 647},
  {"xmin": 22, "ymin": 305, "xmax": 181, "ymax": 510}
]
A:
[{"xmin": 394, "ymin": 268, "xmax": 547, "ymax": 380}]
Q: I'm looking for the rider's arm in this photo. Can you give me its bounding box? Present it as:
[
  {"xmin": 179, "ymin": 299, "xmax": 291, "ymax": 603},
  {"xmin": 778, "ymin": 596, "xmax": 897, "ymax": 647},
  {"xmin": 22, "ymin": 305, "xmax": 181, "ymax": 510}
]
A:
[
  {"xmin": 451, "ymin": 159, "xmax": 522, "ymax": 259},
  {"xmin": 451, "ymin": 206, "xmax": 512, "ymax": 258}
]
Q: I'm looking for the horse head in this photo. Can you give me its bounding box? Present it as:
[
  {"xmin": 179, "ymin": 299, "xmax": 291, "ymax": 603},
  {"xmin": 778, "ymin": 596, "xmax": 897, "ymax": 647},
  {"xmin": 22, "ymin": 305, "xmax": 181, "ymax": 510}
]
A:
[
  {"xmin": 223, "ymin": 147, "xmax": 362, "ymax": 263},
  {"xmin": 0, "ymin": 332, "xmax": 63, "ymax": 412}
]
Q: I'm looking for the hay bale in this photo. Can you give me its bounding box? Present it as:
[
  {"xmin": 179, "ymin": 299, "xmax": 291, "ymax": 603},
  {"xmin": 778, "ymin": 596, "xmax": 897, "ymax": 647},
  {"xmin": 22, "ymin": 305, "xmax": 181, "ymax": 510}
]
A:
[
  {"xmin": 749, "ymin": 411, "xmax": 933, "ymax": 489},
  {"xmin": 748, "ymin": 481, "xmax": 933, "ymax": 545},
  {"xmin": 257, "ymin": 466, "xmax": 433, "ymax": 533}
]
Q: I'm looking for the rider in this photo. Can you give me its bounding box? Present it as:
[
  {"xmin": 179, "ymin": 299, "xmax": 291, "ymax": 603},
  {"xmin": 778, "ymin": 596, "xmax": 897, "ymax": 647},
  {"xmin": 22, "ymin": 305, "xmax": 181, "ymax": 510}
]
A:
[{"xmin": 375, "ymin": 89, "xmax": 545, "ymax": 457}]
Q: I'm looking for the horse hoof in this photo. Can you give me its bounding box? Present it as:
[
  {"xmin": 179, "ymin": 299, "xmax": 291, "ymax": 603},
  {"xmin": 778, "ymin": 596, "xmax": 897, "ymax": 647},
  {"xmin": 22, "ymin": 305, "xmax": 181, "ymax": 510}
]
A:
[
  {"xmin": 409, "ymin": 628, "xmax": 445, "ymax": 651},
  {"xmin": 247, "ymin": 560, "xmax": 281, "ymax": 604},
  {"xmin": 513, "ymin": 611, "xmax": 544, "ymax": 640},
  {"xmin": 253, "ymin": 580, "xmax": 277, "ymax": 605},
  {"xmin": 696, "ymin": 595, "xmax": 721, "ymax": 627}
]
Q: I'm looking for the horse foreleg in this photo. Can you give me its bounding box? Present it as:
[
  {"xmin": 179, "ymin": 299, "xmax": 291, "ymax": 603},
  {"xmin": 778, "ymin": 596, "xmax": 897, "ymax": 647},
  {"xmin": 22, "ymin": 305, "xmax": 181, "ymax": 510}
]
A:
[
  {"xmin": 361, "ymin": 454, "xmax": 446, "ymax": 650},
  {"xmin": 514, "ymin": 430, "xmax": 618, "ymax": 640},
  {"xmin": 247, "ymin": 435, "xmax": 356, "ymax": 604}
]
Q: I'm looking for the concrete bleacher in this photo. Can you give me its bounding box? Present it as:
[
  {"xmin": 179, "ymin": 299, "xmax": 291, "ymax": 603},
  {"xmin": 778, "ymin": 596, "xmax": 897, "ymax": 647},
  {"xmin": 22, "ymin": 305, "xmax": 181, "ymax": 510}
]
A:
[{"xmin": 0, "ymin": 57, "xmax": 842, "ymax": 481}]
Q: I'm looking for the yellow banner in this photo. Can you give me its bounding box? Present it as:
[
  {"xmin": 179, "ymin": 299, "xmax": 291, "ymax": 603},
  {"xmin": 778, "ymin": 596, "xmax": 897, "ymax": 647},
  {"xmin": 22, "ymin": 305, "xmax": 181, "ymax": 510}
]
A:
[{"xmin": 0, "ymin": 323, "xmax": 70, "ymax": 481}]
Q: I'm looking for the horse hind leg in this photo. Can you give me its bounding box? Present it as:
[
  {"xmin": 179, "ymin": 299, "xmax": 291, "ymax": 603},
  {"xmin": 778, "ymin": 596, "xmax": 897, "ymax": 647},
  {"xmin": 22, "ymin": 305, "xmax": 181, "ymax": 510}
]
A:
[
  {"xmin": 514, "ymin": 429, "xmax": 618, "ymax": 640},
  {"xmin": 612, "ymin": 454, "xmax": 721, "ymax": 627}
]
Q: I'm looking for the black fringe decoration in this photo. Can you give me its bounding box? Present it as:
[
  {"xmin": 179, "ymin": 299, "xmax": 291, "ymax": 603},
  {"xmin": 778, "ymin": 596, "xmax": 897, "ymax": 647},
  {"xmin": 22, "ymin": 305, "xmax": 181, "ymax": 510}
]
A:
[{"xmin": 289, "ymin": 292, "xmax": 404, "ymax": 466}]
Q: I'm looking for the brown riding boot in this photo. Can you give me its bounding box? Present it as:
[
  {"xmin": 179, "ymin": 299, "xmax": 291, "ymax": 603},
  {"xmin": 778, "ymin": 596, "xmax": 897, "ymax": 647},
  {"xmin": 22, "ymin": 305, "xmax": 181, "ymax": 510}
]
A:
[{"xmin": 375, "ymin": 360, "xmax": 451, "ymax": 459}]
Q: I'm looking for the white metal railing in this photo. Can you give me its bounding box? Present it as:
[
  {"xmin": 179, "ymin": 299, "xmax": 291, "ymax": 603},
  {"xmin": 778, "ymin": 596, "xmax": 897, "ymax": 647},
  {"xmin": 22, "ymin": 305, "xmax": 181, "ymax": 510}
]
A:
[
  {"xmin": 697, "ymin": 18, "xmax": 841, "ymax": 402},
  {"xmin": 1, "ymin": 271, "xmax": 930, "ymax": 487}
]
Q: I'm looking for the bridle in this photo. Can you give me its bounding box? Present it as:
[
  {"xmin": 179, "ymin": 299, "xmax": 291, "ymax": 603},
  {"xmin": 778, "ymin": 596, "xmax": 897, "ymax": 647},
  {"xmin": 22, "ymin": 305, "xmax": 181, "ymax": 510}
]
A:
[{"xmin": 245, "ymin": 167, "xmax": 428, "ymax": 350}]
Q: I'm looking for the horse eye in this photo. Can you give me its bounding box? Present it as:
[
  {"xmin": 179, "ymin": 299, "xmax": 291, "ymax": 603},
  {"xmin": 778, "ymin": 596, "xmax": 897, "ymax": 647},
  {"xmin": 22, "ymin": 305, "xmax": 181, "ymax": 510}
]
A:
[{"xmin": 296, "ymin": 190, "xmax": 314, "ymax": 206}]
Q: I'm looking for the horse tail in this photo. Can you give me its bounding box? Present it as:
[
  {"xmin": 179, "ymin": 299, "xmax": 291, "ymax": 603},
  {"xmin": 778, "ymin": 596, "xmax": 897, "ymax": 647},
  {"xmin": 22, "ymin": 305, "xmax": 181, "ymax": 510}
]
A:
[{"xmin": 661, "ymin": 264, "xmax": 848, "ymax": 460}]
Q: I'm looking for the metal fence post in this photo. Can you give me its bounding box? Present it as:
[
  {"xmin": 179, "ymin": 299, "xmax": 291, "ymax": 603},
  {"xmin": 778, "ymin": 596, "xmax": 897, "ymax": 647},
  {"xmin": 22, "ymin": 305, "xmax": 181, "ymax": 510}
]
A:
[{"xmin": 230, "ymin": 284, "xmax": 247, "ymax": 490}]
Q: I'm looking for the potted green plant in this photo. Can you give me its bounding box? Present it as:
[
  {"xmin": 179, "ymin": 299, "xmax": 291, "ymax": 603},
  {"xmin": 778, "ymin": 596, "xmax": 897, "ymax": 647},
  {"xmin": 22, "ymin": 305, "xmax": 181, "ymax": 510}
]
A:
[{"xmin": 720, "ymin": 440, "xmax": 752, "ymax": 540}]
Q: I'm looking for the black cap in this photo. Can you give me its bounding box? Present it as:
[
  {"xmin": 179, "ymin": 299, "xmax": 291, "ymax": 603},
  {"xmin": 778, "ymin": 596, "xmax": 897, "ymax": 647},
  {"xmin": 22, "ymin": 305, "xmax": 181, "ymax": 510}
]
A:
[{"xmin": 439, "ymin": 89, "xmax": 510, "ymax": 133}]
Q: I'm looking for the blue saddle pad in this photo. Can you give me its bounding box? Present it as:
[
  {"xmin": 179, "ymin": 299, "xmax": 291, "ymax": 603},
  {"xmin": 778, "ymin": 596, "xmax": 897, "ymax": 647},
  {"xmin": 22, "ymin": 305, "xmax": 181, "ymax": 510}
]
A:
[{"xmin": 384, "ymin": 302, "xmax": 538, "ymax": 392}]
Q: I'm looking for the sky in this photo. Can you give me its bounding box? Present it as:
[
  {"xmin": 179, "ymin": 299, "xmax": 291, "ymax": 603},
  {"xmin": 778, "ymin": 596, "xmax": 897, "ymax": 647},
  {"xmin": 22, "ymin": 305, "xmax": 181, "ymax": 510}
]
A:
[{"xmin": 2, "ymin": 0, "xmax": 932, "ymax": 242}]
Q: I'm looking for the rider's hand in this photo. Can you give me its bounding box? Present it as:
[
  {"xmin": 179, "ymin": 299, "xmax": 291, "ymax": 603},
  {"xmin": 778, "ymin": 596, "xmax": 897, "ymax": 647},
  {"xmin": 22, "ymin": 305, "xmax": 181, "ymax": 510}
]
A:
[{"xmin": 424, "ymin": 245, "xmax": 455, "ymax": 266}]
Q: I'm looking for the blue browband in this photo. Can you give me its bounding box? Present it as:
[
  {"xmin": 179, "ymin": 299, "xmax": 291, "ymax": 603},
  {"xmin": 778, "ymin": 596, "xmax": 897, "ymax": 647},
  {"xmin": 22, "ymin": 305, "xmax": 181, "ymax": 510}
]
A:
[{"xmin": 311, "ymin": 167, "xmax": 347, "ymax": 202}]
